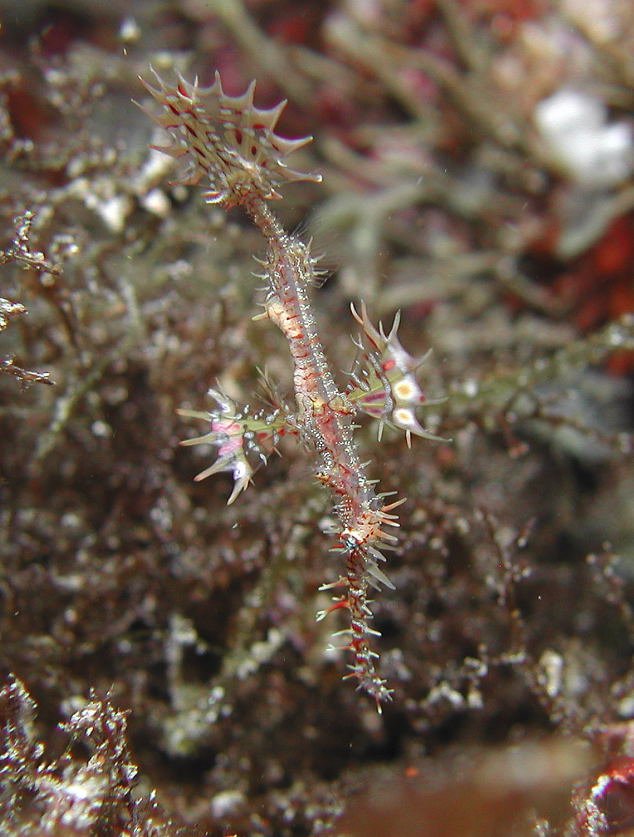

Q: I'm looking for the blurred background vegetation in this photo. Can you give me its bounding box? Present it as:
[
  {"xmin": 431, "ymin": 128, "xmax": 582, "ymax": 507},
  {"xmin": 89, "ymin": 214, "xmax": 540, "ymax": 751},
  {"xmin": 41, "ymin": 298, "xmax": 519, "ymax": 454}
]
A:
[{"xmin": 0, "ymin": 1, "xmax": 633, "ymax": 834}]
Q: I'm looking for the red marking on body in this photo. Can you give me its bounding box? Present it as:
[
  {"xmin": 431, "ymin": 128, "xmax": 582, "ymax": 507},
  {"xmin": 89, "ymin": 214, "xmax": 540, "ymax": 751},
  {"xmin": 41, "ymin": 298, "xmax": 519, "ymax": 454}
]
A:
[{"xmin": 325, "ymin": 599, "xmax": 350, "ymax": 616}]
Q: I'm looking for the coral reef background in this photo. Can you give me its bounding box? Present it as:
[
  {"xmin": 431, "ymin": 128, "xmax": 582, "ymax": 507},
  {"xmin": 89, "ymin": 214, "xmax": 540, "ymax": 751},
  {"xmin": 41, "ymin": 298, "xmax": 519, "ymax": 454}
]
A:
[{"xmin": 0, "ymin": 1, "xmax": 633, "ymax": 834}]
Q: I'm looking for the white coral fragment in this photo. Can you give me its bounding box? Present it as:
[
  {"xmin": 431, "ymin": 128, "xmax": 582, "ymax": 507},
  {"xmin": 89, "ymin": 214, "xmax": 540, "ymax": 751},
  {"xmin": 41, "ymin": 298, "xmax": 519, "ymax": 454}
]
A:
[{"xmin": 535, "ymin": 88, "xmax": 632, "ymax": 188}]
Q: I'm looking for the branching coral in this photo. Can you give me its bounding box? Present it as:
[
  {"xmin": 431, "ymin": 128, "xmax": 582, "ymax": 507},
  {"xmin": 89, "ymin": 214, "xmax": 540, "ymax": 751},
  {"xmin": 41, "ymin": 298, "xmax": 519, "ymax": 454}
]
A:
[{"xmin": 0, "ymin": 2, "xmax": 633, "ymax": 835}]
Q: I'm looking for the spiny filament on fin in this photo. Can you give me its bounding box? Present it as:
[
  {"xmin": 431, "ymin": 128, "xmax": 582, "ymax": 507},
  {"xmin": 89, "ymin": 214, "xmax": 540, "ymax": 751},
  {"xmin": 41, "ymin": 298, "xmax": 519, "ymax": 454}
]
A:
[
  {"xmin": 178, "ymin": 387, "xmax": 290, "ymax": 505},
  {"xmin": 140, "ymin": 70, "xmax": 446, "ymax": 709},
  {"xmin": 348, "ymin": 301, "xmax": 448, "ymax": 446}
]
